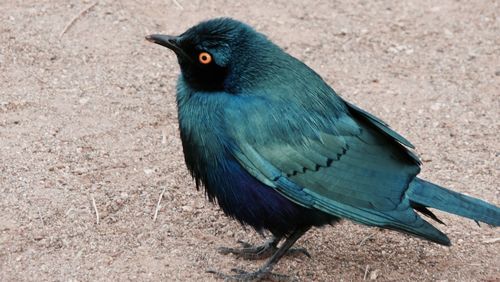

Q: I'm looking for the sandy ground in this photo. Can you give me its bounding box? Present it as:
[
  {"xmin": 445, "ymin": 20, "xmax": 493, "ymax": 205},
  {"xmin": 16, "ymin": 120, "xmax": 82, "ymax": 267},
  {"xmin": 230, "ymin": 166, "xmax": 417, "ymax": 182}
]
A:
[{"xmin": 1, "ymin": 0, "xmax": 499, "ymax": 281}]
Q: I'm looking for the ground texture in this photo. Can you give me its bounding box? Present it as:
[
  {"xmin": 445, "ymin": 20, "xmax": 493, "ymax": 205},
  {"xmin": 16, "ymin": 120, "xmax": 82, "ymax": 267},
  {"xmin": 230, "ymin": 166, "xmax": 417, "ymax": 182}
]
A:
[{"xmin": 1, "ymin": 0, "xmax": 499, "ymax": 281}]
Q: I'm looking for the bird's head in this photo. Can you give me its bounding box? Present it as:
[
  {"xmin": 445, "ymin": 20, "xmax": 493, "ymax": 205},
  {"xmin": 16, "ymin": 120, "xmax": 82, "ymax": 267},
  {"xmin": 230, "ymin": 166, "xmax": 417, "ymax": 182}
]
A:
[{"xmin": 146, "ymin": 18, "xmax": 282, "ymax": 93}]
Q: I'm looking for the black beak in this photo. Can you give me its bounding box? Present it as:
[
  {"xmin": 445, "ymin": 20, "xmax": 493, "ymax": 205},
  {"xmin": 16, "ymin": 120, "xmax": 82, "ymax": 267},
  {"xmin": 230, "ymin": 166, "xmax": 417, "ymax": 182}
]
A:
[
  {"xmin": 146, "ymin": 34, "xmax": 193, "ymax": 63},
  {"xmin": 146, "ymin": 34, "xmax": 181, "ymax": 52}
]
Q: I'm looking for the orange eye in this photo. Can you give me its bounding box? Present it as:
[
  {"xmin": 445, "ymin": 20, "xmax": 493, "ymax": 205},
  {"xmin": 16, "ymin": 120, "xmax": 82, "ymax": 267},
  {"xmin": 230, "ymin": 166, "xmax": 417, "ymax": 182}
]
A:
[{"xmin": 198, "ymin": 52, "xmax": 212, "ymax": 64}]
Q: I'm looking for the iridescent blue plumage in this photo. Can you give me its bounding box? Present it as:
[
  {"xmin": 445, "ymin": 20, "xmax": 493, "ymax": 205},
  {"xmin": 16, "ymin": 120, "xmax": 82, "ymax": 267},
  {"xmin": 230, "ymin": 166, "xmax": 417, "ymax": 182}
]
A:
[
  {"xmin": 176, "ymin": 77, "xmax": 337, "ymax": 237},
  {"xmin": 146, "ymin": 17, "xmax": 500, "ymax": 281}
]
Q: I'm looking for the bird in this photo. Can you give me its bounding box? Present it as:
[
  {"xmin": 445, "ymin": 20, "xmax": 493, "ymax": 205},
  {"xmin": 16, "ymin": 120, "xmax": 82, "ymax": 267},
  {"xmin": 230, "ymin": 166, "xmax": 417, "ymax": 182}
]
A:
[{"xmin": 146, "ymin": 18, "xmax": 500, "ymax": 281}]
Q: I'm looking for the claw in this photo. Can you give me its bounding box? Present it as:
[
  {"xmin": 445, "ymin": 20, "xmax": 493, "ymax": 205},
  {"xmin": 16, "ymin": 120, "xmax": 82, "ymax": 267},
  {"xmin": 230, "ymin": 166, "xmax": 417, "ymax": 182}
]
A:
[
  {"xmin": 207, "ymin": 268, "xmax": 296, "ymax": 282},
  {"xmin": 217, "ymin": 239, "xmax": 275, "ymax": 260},
  {"xmin": 218, "ymin": 239, "xmax": 310, "ymax": 260},
  {"xmin": 230, "ymin": 268, "xmax": 248, "ymax": 274},
  {"xmin": 236, "ymin": 240, "xmax": 254, "ymax": 248},
  {"xmin": 287, "ymin": 247, "xmax": 311, "ymax": 258},
  {"xmin": 217, "ymin": 245, "xmax": 273, "ymax": 260}
]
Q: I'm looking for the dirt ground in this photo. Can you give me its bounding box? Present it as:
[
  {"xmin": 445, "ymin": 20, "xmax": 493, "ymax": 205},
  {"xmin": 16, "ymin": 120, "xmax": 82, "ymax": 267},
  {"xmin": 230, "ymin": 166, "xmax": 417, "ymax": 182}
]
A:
[{"xmin": 1, "ymin": 0, "xmax": 499, "ymax": 281}]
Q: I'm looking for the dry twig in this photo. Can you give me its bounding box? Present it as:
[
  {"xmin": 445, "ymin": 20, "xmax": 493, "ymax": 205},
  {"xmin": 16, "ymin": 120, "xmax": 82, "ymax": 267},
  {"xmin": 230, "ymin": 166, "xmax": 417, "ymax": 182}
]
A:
[
  {"xmin": 153, "ymin": 186, "xmax": 167, "ymax": 221},
  {"xmin": 358, "ymin": 231, "xmax": 377, "ymax": 246},
  {"xmin": 59, "ymin": 2, "xmax": 98, "ymax": 38},
  {"xmin": 162, "ymin": 129, "xmax": 167, "ymax": 144},
  {"xmin": 172, "ymin": 0, "xmax": 184, "ymax": 10},
  {"xmin": 363, "ymin": 265, "xmax": 369, "ymax": 280},
  {"xmin": 91, "ymin": 195, "xmax": 100, "ymax": 224},
  {"xmin": 483, "ymin": 237, "xmax": 500, "ymax": 244}
]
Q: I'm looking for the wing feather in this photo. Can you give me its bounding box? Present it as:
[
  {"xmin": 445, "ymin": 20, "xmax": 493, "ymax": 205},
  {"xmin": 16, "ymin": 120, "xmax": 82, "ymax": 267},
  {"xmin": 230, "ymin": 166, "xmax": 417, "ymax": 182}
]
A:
[{"xmin": 224, "ymin": 94, "xmax": 445, "ymax": 241}]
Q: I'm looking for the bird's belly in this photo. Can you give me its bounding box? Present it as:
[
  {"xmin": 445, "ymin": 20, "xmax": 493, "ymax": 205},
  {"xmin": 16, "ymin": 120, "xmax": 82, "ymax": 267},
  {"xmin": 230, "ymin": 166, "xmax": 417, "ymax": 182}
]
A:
[{"xmin": 199, "ymin": 156, "xmax": 335, "ymax": 236}]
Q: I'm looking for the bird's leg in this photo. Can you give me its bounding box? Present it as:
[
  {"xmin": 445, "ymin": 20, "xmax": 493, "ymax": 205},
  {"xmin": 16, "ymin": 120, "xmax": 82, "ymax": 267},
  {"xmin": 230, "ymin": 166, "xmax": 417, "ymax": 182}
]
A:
[
  {"xmin": 218, "ymin": 235, "xmax": 310, "ymax": 260},
  {"xmin": 209, "ymin": 226, "xmax": 310, "ymax": 281}
]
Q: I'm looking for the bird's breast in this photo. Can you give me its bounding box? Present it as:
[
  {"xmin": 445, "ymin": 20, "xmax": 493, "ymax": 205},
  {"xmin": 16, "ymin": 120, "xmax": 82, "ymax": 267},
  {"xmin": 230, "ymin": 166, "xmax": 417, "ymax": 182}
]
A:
[{"xmin": 175, "ymin": 87, "xmax": 334, "ymax": 235}]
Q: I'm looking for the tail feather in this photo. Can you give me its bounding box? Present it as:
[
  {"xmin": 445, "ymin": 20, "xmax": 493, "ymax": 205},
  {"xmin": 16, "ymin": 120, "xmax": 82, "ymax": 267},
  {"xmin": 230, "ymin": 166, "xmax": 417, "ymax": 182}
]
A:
[{"xmin": 408, "ymin": 178, "xmax": 500, "ymax": 226}]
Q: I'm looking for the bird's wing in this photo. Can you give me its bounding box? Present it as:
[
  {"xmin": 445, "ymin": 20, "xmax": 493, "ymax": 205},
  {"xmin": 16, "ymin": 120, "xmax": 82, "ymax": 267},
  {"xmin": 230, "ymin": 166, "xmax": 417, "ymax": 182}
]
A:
[
  {"xmin": 224, "ymin": 95, "xmax": 445, "ymax": 240},
  {"xmin": 345, "ymin": 102, "xmax": 414, "ymax": 148}
]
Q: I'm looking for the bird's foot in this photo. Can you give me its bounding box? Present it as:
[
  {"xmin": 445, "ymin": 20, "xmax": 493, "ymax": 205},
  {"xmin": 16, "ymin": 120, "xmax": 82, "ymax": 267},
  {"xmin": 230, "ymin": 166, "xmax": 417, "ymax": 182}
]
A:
[
  {"xmin": 207, "ymin": 268, "xmax": 296, "ymax": 282},
  {"xmin": 218, "ymin": 240, "xmax": 276, "ymax": 260},
  {"xmin": 218, "ymin": 239, "xmax": 310, "ymax": 260}
]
